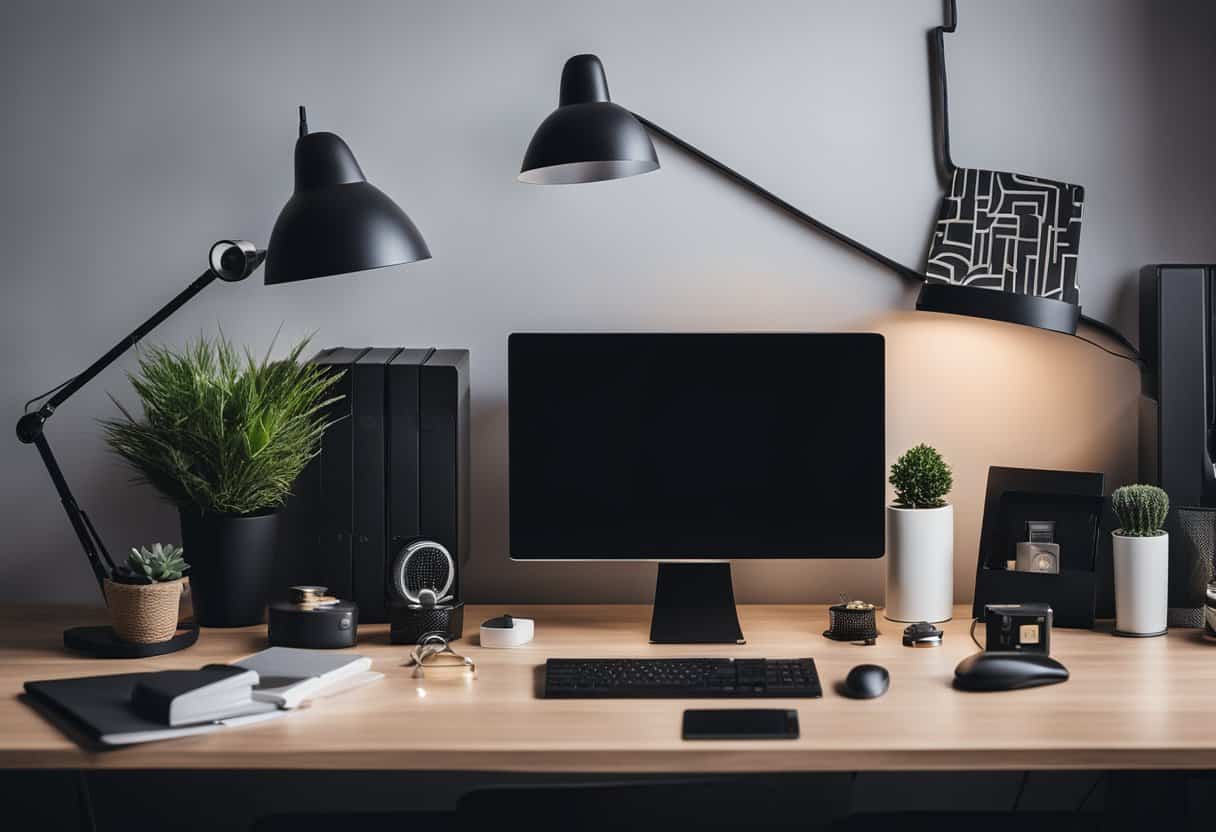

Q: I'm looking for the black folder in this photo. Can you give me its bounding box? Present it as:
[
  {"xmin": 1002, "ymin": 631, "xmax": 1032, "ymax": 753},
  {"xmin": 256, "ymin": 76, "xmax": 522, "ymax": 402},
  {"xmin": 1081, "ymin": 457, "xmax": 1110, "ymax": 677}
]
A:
[{"xmin": 24, "ymin": 672, "xmax": 283, "ymax": 748}]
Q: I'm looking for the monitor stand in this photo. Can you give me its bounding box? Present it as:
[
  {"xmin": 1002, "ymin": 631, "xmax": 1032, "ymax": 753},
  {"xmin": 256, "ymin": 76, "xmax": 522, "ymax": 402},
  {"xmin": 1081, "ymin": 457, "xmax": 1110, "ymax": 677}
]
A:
[{"xmin": 648, "ymin": 562, "xmax": 746, "ymax": 644}]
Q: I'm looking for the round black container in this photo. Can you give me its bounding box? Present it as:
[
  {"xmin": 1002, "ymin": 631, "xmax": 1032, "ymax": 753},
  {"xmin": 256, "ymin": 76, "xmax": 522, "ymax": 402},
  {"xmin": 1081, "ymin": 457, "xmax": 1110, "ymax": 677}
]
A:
[
  {"xmin": 268, "ymin": 601, "xmax": 358, "ymax": 649},
  {"xmin": 180, "ymin": 509, "xmax": 279, "ymax": 628}
]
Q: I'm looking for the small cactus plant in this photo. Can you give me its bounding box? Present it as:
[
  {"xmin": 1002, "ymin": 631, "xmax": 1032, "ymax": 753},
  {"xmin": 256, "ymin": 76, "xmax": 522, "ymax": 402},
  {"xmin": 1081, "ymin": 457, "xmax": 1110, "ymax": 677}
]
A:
[
  {"xmin": 890, "ymin": 444, "xmax": 953, "ymax": 509},
  {"xmin": 1111, "ymin": 484, "xmax": 1169, "ymax": 537},
  {"xmin": 113, "ymin": 543, "xmax": 189, "ymax": 584}
]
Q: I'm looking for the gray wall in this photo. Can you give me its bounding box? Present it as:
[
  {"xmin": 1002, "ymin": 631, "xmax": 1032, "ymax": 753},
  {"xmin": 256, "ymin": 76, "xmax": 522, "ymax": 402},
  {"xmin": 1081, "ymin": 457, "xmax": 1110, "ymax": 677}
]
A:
[{"xmin": 2, "ymin": 0, "xmax": 1214, "ymax": 605}]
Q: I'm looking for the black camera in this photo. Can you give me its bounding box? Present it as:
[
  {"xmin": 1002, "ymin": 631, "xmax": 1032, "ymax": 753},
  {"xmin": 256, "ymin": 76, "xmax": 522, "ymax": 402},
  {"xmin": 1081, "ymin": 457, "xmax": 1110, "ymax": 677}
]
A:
[{"xmin": 984, "ymin": 602, "xmax": 1051, "ymax": 655}]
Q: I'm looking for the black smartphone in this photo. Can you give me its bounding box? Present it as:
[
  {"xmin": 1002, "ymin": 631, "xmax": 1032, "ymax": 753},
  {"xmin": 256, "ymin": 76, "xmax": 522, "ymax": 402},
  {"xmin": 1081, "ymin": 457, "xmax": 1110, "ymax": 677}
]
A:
[{"xmin": 682, "ymin": 709, "xmax": 799, "ymax": 740}]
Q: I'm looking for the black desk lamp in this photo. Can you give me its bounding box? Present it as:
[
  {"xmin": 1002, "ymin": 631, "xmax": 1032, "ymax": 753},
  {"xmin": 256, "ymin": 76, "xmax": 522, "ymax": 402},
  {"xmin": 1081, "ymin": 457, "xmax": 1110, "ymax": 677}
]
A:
[
  {"xmin": 518, "ymin": 13, "xmax": 1139, "ymax": 361},
  {"xmin": 17, "ymin": 107, "xmax": 429, "ymax": 655}
]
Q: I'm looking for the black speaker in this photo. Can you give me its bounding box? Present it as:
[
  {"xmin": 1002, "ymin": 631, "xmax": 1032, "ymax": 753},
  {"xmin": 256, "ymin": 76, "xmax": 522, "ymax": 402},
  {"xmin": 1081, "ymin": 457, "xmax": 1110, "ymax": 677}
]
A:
[
  {"xmin": 282, "ymin": 347, "xmax": 470, "ymax": 623},
  {"xmin": 1139, "ymin": 266, "xmax": 1213, "ymax": 506},
  {"xmin": 388, "ymin": 539, "xmax": 464, "ymax": 643},
  {"xmin": 1140, "ymin": 265, "xmax": 1216, "ymax": 623}
]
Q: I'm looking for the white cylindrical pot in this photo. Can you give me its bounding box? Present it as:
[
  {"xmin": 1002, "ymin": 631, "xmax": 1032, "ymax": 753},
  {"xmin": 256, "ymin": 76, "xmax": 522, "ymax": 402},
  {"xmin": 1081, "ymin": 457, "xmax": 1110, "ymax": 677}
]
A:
[
  {"xmin": 1112, "ymin": 532, "xmax": 1169, "ymax": 637},
  {"xmin": 885, "ymin": 504, "xmax": 954, "ymax": 623}
]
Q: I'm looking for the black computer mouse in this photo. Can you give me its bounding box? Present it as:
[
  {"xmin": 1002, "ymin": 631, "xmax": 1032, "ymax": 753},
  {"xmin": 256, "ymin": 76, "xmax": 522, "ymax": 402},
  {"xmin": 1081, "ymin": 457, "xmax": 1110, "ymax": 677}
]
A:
[
  {"xmin": 953, "ymin": 651, "xmax": 1069, "ymax": 692},
  {"xmin": 842, "ymin": 664, "xmax": 890, "ymax": 699}
]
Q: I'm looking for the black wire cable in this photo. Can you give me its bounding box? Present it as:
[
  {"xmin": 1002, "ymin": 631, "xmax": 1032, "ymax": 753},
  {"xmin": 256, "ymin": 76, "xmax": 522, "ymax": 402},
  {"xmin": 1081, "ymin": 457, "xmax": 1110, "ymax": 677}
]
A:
[
  {"xmin": 1011, "ymin": 771, "xmax": 1030, "ymax": 811},
  {"xmin": 76, "ymin": 771, "xmax": 98, "ymax": 832},
  {"xmin": 931, "ymin": 0, "xmax": 959, "ymax": 182},
  {"xmin": 1079, "ymin": 312, "xmax": 1140, "ymax": 355},
  {"xmin": 1074, "ymin": 333, "xmax": 1142, "ymax": 365},
  {"xmin": 1077, "ymin": 772, "xmax": 1106, "ymax": 813},
  {"xmin": 23, "ymin": 375, "xmax": 77, "ymax": 413}
]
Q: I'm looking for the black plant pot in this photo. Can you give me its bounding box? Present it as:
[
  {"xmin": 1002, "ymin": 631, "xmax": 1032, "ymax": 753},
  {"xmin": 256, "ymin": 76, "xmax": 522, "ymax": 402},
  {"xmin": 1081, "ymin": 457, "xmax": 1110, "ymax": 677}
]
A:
[{"xmin": 180, "ymin": 509, "xmax": 279, "ymax": 628}]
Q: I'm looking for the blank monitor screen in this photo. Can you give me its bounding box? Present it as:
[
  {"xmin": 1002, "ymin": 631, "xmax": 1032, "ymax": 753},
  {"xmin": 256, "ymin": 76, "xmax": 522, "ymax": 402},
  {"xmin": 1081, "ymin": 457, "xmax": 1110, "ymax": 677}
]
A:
[{"xmin": 508, "ymin": 333, "xmax": 885, "ymax": 560}]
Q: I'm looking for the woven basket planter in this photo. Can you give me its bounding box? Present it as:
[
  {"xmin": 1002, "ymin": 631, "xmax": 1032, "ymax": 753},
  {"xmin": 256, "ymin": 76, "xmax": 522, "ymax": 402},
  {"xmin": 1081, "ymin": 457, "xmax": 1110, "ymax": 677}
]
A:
[{"xmin": 105, "ymin": 578, "xmax": 186, "ymax": 644}]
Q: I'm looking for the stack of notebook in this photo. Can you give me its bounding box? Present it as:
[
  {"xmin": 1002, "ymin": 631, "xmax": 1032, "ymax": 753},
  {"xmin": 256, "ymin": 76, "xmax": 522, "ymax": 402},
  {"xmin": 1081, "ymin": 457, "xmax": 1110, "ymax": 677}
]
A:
[{"xmin": 24, "ymin": 647, "xmax": 380, "ymax": 747}]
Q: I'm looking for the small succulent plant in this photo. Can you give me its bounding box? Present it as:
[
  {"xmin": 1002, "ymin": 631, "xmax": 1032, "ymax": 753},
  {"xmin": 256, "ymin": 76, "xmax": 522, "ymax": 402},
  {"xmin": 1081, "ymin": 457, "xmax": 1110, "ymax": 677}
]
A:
[
  {"xmin": 889, "ymin": 444, "xmax": 953, "ymax": 509},
  {"xmin": 1111, "ymin": 484, "xmax": 1169, "ymax": 537},
  {"xmin": 112, "ymin": 543, "xmax": 189, "ymax": 585}
]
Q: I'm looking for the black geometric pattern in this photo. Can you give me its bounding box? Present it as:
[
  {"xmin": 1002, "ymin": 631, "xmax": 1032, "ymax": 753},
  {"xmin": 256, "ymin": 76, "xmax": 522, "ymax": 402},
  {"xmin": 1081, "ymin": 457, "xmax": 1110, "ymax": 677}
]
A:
[{"xmin": 925, "ymin": 167, "xmax": 1085, "ymax": 304}]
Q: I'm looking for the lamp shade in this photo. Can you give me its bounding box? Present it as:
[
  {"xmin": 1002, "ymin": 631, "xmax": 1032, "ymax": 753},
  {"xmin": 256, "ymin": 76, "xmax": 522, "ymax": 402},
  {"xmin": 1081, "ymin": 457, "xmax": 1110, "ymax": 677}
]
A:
[
  {"xmin": 518, "ymin": 54, "xmax": 659, "ymax": 185},
  {"xmin": 265, "ymin": 109, "xmax": 430, "ymax": 285},
  {"xmin": 915, "ymin": 282, "xmax": 1081, "ymax": 335}
]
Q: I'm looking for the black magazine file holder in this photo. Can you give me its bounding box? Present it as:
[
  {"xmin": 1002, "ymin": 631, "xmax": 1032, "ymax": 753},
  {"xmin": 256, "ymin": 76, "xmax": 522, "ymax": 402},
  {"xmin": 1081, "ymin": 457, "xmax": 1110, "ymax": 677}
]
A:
[{"xmin": 972, "ymin": 466, "xmax": 1104, "ymax": 628}]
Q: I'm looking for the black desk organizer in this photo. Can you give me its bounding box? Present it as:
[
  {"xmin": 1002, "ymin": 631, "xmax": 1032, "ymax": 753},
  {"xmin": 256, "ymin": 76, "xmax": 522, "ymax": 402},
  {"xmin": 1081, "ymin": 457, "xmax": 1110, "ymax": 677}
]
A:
[{"xmin": 972, "ymin": 467, "xmax": 1105, "ymax": 629}]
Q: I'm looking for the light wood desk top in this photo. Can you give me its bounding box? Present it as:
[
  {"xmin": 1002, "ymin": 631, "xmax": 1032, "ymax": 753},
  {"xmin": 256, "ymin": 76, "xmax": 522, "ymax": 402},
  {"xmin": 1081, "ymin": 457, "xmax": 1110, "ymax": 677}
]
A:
[{"xmin": 2, "ymin": 604, "xmax": 1215, "ymax": 772}]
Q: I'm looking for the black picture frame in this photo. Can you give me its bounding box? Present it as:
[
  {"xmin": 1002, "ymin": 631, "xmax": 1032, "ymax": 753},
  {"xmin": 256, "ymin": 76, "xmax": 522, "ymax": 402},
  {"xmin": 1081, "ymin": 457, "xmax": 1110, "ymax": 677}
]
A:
[{"xmin": 972, "ymin": 466, "xmax": 1105, "ymax": 629}]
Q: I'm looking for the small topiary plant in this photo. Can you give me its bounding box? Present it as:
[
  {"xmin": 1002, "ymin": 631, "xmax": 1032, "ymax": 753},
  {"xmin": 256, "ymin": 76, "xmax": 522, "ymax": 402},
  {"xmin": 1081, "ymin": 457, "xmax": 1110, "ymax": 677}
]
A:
[
  {"xmin": 890, "ymin": 444, "xmax": 953, "ymax": 509},
  {"xmin": 112, "ymin": 543, "xmax": 189, "ymax": 585},
  {"xmin": 1111, "ymin": 484, "xmax": 1169, "ymax": 537}
]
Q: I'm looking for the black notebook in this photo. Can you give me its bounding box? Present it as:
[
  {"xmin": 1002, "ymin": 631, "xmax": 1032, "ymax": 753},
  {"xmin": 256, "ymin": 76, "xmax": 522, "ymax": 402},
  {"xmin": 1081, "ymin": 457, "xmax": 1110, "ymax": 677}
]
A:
[
  {"xmin": 24, "ymin": 672, "xmax": 284, "ymax": 748},
  {"xmin": 130, "ymin": 665, "xmax": 271, "ymax": 726}
]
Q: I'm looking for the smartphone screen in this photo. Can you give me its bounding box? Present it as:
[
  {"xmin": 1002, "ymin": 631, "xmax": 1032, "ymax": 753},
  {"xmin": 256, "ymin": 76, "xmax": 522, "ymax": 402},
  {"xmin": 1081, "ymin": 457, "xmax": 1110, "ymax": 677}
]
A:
[{"xmin": 682, "ymin": 709, "xmax": 799, "ymax": 740}]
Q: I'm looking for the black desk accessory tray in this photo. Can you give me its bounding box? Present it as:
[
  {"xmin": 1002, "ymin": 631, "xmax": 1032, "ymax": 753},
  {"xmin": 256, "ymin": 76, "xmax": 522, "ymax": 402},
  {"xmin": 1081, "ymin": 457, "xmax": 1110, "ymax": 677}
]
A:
[
  {"xmin": 972, "ymin": 467, "xmax": 1104, "ymax": 629},
  {"xmin": 64, "ymin": 624, "xmax": 199, "ymax": 658}
]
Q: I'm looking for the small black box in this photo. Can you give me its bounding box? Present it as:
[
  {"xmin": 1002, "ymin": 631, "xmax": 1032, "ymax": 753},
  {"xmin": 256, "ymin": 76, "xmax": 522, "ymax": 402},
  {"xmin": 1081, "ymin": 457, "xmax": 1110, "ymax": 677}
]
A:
[
  {"xmin": 390, "ymin": 602, "xmax": 465, "ymax": 645},
  {"xmin": 984, "ymin": 602, "xmax": 1051, "ymax": 655}
]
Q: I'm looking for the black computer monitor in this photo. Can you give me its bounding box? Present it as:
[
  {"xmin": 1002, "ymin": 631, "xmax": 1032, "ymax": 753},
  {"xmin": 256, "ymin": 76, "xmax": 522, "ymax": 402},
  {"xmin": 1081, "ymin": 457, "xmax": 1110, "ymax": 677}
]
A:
[{"xmin": 508, "ymin": 333, "xmax": 885, "ymax": 643}]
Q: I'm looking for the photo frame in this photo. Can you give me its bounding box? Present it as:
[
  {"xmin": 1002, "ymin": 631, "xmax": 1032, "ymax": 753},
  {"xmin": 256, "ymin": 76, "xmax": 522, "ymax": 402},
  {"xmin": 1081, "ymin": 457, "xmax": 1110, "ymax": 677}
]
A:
[{"xmin": 972, "ymin": 466, "xmax": 1104, "ymax": 628}]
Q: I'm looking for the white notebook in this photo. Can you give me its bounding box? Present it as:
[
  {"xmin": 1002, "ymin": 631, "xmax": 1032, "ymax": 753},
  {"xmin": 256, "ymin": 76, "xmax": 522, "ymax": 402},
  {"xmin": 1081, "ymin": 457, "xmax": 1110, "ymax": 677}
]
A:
[{"xmin": 234, "ymin": 647, "xmax": 375, "ymax": 709}]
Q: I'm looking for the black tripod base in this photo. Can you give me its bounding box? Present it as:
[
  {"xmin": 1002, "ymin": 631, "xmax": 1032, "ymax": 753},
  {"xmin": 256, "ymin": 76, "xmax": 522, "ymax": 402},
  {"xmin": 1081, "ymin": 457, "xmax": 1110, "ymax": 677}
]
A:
[
  {"xmin": 648, "ymin": 563, "xmax": 745, "ymax": 644},
  {"xmin": 63, "ymin": 624, "xmax": 199, "ymax": 658}
]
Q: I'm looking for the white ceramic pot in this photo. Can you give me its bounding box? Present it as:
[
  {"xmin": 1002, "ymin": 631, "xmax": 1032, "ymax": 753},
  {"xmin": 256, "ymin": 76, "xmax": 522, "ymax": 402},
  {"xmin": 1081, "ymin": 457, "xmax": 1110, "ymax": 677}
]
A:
[
  {"xmin": 1112, "ymin": 532, "xmax": 1169, "ymax": 637},
  {"xmin": 885, "ymin": 504, "xmax": 954, "ymax": 623}
]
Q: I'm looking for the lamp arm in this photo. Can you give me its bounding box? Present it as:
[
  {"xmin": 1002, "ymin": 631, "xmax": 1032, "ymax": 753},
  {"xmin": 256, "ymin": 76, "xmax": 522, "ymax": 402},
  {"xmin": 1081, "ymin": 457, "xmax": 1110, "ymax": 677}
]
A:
[
  {"xmin": 630, "ymin": 113, "xmax": 925, "ymax": 285},
  {"xmin": 41, "ymin": 269, "xmax": 220, "ymax": 416},
  {"xmin": 26, "ymin": 432, "xmax": 116, "ymax": 590},
  {"xmin": 632, "ymin": 111, "xmax": 1146, "ymax": 366},
  {"xmin": 15, "ymin": 240, "xmax": 265, "ymax": 595}
]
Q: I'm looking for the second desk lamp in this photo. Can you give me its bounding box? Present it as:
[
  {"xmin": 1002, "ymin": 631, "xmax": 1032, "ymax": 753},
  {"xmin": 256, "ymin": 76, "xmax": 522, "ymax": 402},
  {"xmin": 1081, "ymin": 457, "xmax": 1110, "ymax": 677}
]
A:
[{"xmin": 517, "ymin": 3, "xmax": 1140, "ymax": 362}]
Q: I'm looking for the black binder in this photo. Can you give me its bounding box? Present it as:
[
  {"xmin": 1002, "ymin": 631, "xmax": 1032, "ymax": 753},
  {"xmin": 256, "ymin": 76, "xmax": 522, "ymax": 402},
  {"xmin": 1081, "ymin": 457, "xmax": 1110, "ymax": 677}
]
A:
[
  {"xmin": 420, "ymin": 350, "xmax": 471, "ymax": 573},
  {"xmin": 352, "ymin": 348, "xmax": 402, "ymax": 622},
  {"xmin": 387, "ymin": 349, "xmax": 433, "ymax": 604},
  {"xmin": 309, "ymin": 347, "xmax": 369, "ymax": 599}
]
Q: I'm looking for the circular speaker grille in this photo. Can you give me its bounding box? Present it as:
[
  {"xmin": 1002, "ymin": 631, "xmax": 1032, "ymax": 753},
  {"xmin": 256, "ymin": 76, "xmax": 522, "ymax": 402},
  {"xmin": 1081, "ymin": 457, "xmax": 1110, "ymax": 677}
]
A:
[{"xmin": 391, "ymin": 540, "xmax": 454, "ymax": 604}]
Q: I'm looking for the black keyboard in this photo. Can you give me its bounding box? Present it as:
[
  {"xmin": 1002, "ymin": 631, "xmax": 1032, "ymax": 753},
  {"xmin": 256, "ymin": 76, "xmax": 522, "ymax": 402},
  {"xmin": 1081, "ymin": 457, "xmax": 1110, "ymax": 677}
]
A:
[{"xmin": 544, "ymin": 658, "xmax": 822, "ymax": 698}]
